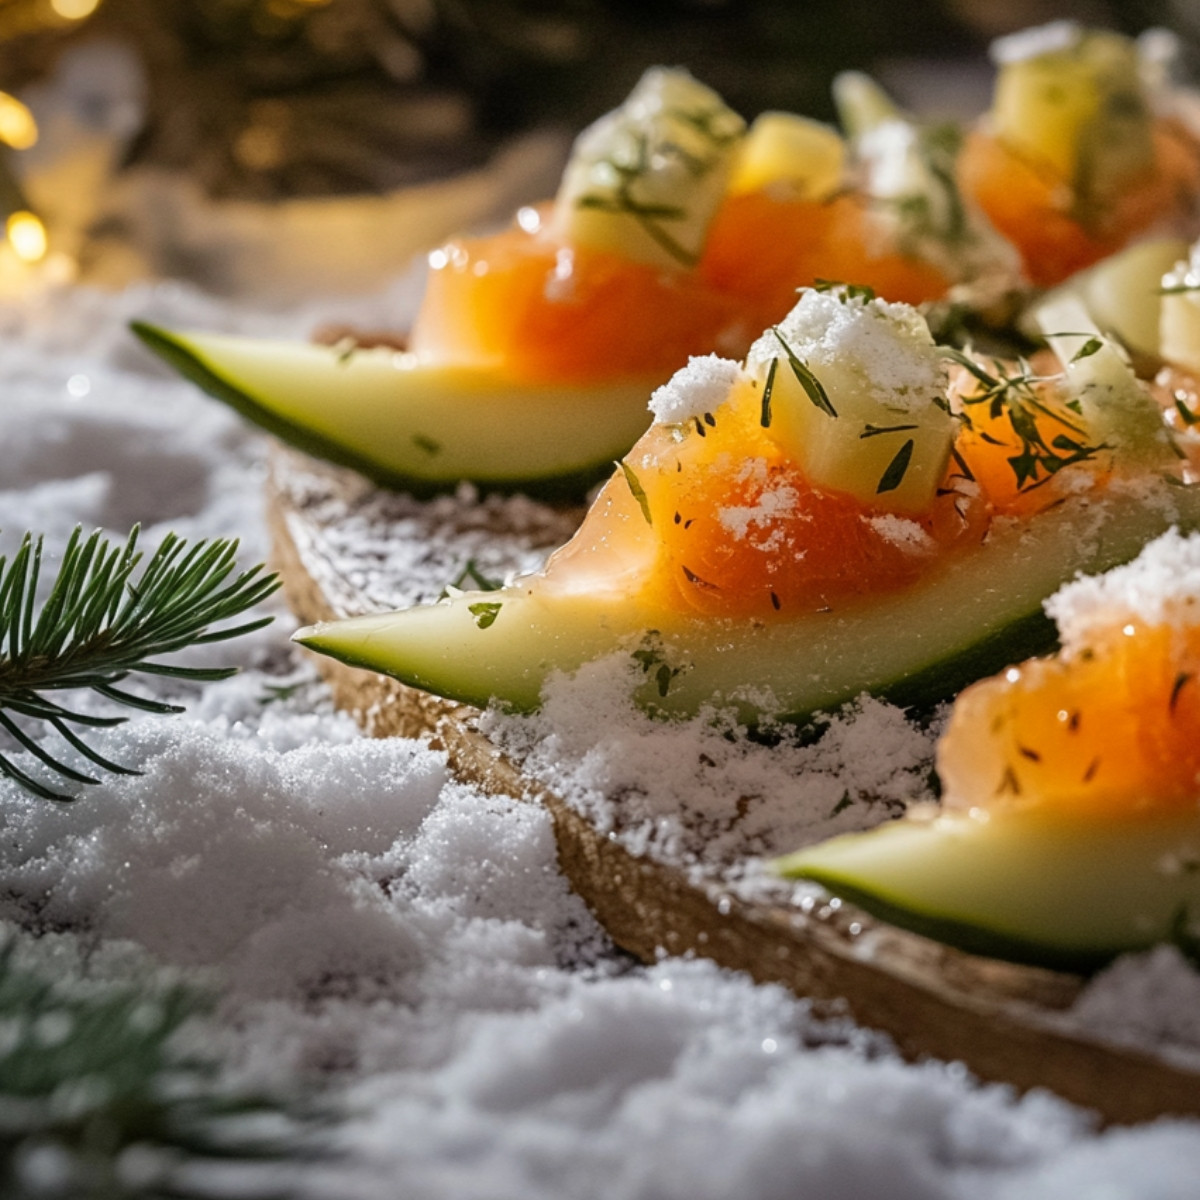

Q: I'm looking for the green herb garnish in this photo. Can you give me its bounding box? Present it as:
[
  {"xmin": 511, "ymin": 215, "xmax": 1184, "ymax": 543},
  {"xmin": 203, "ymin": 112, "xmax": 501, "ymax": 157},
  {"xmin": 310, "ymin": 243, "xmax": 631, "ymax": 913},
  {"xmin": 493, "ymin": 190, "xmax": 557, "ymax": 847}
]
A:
[
  {"xmin": 617, "ymin": 458, "xmax": 653, "ymax": 525},
  {"xmin": 632, "ymin": 630, "xmax": 686, "ymax": 698},
  {"xmin": 760, "ymin": 358, "xmax": 777, "ymax": 428},
  {"xmin": 771, "ymin": 328, "xmax": 837, "ymax": 418},
  {"xmin": 468, "ymin": 601, "xmax": 503, "ymax": 629},
  {"xmin": 876, "ymin": 438, "xmax": 915, "ymax": 494},
  {"xmin": 814, "ymin": 280, "xmax": 876, "ymax": 303},
  {"xmin": 861, "ymin": 422, "xmax": 919, "ymax": 439},
  {"xmin": 575, "ymin": 97, "xmax": 737, "ymax": 268},
  {"xmin": 943, "ymin": 348, "xmax": 1106, "ymax": 492}
]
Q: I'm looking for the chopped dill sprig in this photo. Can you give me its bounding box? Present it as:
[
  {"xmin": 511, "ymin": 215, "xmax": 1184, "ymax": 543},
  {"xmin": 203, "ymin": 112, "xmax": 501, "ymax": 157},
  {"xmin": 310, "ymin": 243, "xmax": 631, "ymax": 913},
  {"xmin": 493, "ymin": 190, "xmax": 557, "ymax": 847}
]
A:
[
  {"xmin": 861, "ymin": 422, "xmax": 919, "ymax": 439},
  {"xmin": 439, "ymin": 559, "xmax": 503, "ymax": 599},
  {"xmin": 617, "ymin": 459, "xmax": 653, "ymax": 525},
  {"xmin": 813, "ymin": 280, "xmax": 876, "ymax": 303},
  {"xmin": 876, "ymin": 438, "xmax": 915, "ymax": 494},
  {"xmin": 575, "ymin": 100, "xmax": 737, "ymax": 268},
  {"xmin": 771, "ymin": 329, "xmax": 837, "ymax": 418},
  {"xmin": 468, "ymin": 601, "xmax": 503, "ymax": 629},
  {"xmin": 942, "ymin": 348, "xmax": 1107, "ymax": 492},
  {"xmin": 759, "ymin": 358, "xmax": 777, "ymax": 428}
]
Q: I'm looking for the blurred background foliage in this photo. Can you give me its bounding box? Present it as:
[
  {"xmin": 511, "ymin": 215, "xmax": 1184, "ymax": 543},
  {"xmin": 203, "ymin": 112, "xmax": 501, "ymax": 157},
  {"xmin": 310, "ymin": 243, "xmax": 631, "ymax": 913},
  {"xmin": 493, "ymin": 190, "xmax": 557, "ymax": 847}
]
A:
[{"xmin": 0, "ymin": 0, "xmax": 1193, "ymax": 199}]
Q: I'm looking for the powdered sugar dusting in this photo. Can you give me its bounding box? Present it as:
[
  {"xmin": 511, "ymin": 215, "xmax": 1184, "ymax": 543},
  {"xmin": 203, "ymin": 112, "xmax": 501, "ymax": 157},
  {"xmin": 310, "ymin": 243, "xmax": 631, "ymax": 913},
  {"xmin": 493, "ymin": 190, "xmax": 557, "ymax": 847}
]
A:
[
  {"xmin": 648, "ymin": 354, "xmax": 743, "ymax": 425},
  {"xmin": 1046, "ymin": 528, "xmax": 1200, "ymax": 646},
  {"xmin": 746, "ymin": 289, "xmax": 945, "ymax": 412},
  {"xmin": 867, "ymin": 512, "xmax": 937, "ymax": 554},
  {"xmin": 718, "ymin": 464, "xmax": 800, "ymax": 540}
]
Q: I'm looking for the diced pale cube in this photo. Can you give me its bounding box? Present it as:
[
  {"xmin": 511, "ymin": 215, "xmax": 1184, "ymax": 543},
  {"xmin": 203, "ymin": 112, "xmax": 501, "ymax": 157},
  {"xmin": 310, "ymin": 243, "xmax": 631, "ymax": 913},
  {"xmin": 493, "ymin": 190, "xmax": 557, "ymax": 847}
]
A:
[
  {"xmin": 550, "ymin": 68, "xmax": 746, "ymax": 270},
  {"xmin": 727, "ymin": 112, "xmax": 844, "ymax": 200}
]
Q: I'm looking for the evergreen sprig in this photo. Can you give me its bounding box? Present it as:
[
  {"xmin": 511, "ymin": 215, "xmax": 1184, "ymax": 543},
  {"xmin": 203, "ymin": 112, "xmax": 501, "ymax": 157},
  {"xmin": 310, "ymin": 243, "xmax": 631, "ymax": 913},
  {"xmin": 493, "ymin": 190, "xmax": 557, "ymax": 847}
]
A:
[
  {"xmin": 0, "ymin": 527, "xmax": 279, "ymax": 802},
  {"xmin": 0, "ymin": 934, "xmax": 314, "ymax": 1199}
]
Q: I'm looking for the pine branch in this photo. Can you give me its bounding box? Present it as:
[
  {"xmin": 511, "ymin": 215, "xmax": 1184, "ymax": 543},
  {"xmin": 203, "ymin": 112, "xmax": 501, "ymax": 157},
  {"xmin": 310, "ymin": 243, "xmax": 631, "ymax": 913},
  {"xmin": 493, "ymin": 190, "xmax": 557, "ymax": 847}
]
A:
[
  {"xmin": 0, "ymin": 527, "xmax": 280, "ymax": 802},
  {"xmin": 0, "ymin": 933, "xmax": 319, "ymax": 1199}
]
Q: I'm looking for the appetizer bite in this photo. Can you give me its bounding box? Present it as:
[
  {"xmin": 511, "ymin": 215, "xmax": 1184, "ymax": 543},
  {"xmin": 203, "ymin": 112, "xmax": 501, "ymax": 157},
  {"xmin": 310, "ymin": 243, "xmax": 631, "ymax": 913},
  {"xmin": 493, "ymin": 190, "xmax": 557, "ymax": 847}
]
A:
[
  {"xmin": 131, "ymin": 50, "xmax": 1020, "ymax": 497},
  {"xmin": 959, "ymin": 22, "xmax": 1200, "ymax": 286},
  {"xmin": 778, "ymin": 529, "xmax": 1200, "ymax": 973},
  {"xmin": 134, "ymin": 21, "xmax": 1200, "ymax": 500},
  {"xmin": 293, "ymin": 285, "xmax": 1200, "ymax": 727}
]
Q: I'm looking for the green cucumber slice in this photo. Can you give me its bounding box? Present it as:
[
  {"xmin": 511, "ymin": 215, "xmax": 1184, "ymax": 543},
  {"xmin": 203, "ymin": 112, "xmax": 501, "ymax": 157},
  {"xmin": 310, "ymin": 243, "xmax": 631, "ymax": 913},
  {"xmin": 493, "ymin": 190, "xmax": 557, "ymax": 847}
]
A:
[
  {"xmin": 294, "ymin": 482, "xmax": 1200, "ymax": 726},
  {"xmin": 776, "ymin": 806, "xmax": 1200, "ymax": 972},
  {"xmin": 131, "ymin": 322, "xmax": 654, "ymax": 498}
]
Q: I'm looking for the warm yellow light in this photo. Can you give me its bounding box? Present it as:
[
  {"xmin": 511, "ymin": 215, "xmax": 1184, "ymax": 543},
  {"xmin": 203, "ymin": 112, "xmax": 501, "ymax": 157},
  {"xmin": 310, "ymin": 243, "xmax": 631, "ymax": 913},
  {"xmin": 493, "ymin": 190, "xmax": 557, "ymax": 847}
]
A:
[
  {"xmin": 50, "ymin": 0, "xmax": 101, "ymax": 19},
  {"xmin": 7, "ymin": 211, "xmax": 47, "ymax": 263},
  {"xmin": 0, "ymin": 92, "xmax": 37, "ymax": 151}
]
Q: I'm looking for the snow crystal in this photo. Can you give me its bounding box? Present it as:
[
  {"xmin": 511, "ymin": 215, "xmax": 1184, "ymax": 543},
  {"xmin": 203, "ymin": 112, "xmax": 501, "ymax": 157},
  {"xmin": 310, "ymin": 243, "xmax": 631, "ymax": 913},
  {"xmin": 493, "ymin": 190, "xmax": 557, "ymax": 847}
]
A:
[
  {"xmin": 746, "ymin": 288, "xmax": 946, "ymax": 412},
  {"xmin": 648, "ymin": 354, "xmax": 743, "ymax": 425}
]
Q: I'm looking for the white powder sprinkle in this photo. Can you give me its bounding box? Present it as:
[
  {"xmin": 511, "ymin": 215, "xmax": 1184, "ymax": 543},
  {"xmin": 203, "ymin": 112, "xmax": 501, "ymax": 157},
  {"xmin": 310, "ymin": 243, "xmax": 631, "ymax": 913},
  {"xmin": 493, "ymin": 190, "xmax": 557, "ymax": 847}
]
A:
[
  {"xmin": 746, "ymin": 289, "xmax": 945, "ymax": 413},
  {"xmin": 990, "ymin": 20, "xmax": 1081, "ymax": 64},
  {"xmin": 867, "ymin": 513, "xmax": 937, "ymax": 554},
  {"xmin": 1045, "ymin": 528, "xmax": 1200, "ymax": 646},
  {"xmin": 718, "ymin": 478, "xmax": 800, "ymax": 540},
  {"xmin": 648, "ymin": 354, "xmax": 743, "ymax": 425}
]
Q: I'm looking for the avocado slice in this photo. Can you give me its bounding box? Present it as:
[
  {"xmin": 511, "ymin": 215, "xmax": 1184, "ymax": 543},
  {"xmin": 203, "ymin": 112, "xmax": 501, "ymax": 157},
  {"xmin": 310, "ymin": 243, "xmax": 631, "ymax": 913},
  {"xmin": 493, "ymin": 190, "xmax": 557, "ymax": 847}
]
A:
[
  {"xmin": 775, "ymin": 805, "xmax": 1200, "ymax": 973},
  {"xmin": 131, "ymin": 322, "xmax": 655, "ymax": 499},
  {"xmin": 294, "ymin": 481, "xmax": 1200, "ymax": 727}
]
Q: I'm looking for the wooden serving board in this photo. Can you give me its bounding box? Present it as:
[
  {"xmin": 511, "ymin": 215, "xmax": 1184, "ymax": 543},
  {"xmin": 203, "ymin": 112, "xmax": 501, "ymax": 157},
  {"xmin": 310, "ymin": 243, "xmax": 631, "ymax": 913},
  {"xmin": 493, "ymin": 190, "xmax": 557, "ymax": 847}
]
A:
[{"xmin": 267, "ymin": 445, "xmax": 1200, "ymax": 1125}]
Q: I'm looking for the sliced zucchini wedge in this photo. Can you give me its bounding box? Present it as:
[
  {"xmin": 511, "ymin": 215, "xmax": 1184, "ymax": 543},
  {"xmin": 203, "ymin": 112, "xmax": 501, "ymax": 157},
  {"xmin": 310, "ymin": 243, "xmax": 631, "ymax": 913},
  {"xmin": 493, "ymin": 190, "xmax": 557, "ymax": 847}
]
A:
[
  {"xmin": 132, "ymin": 322, "xmax": 654, "ymax": 498},
  {"xmin": 775, "ymin": 805, "xmax": 1200, "ymax": 972},
  {"xmin": 294, "ymin": 482, "xmax": 1200, "ymax": 726}
]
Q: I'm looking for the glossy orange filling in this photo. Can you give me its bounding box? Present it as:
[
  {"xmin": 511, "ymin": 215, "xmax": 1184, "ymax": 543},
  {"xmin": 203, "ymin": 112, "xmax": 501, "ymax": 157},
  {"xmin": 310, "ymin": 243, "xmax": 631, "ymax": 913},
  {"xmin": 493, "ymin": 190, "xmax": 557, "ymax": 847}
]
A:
[
  {"xmin": 409, "ymin": 224, "xmax": 751, "ymax": 384},
  {"xmin": 628, "ymin": 382, "xmax": 986, "ymax": 618},
  {"xmin": 410, "ymin": 189, "xmax": 954, "ymax": 386},
  {"xmin": 698, "ymin": 191, "xmax": 950, "ymax": 328},
  {"xmin": 949, "ymin": 358, "xmax": 1110, "ymax": 516},
  {"xmin": 940, "ymin": 620, "xmax": 1200, "ymax": 817},
  {"xmin": 958, "ymin": 120, "xmax": 1200, "ymax": 287}
]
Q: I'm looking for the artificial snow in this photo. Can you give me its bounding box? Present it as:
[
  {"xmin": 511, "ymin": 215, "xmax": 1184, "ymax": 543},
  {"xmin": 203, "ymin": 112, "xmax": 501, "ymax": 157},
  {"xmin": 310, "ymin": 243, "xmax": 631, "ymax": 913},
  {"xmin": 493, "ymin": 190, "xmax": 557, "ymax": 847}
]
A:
[
  {"xmin": 3, "ymin": 114, "xmax": 1200, "ymax": 1200},
  {"xmin": 1046, "ymin": 526, "xmax": 1200, "ymax": 646},
  {"xmin": 746, "ymin": 288, "xmax": 946, "ymax": 412},
  {"xmin": 648, "ymin": 354, "xmax": 743, "ymax": 426}
]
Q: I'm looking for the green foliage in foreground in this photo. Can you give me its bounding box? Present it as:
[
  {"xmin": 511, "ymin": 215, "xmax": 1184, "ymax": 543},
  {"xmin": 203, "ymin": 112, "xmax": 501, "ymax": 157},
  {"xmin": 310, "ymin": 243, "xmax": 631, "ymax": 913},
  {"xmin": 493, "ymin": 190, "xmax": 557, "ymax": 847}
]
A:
[
  {"xmin": 0, "ymin": 527, "xmax": 279, "ymax": 801},
  {"xmin": 0, "ymin": 934, "xmax": 318, "ymax": 1199}
]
